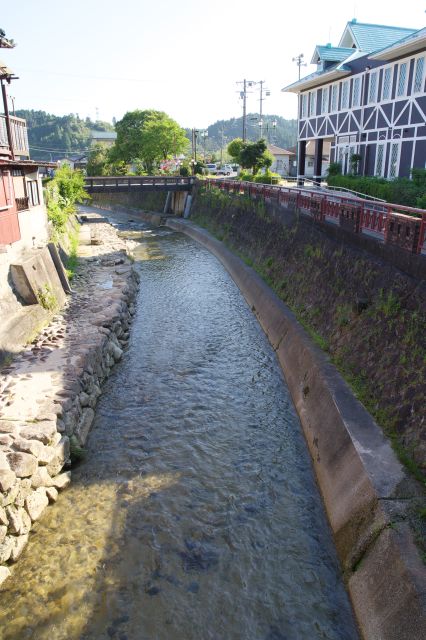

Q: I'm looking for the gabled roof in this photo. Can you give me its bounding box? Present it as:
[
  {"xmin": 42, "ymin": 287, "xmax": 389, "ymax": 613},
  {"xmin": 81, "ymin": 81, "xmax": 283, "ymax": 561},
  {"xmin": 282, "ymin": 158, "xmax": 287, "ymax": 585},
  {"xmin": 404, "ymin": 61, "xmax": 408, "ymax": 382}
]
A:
[
  {"xmin": 338, "ymin": 20, "xmax": 417, "ymax": 52},
  {"xmin": 369, "ymin": 26, "xmax": 426, "ymax": 61},
  {"xmin": 311, "ymin": 45, "xmax": 354, "ymax": 65},
  {"xmin": 90, "ymin": 131, "xmax": 117, "ymax": 140},
  {"xmin": 268, "ymin": 144, "xmax": 293, "ymax": 156},
  {"xmin": 282, "ymin": 61, "xmax": 351, "ymax": 93}
]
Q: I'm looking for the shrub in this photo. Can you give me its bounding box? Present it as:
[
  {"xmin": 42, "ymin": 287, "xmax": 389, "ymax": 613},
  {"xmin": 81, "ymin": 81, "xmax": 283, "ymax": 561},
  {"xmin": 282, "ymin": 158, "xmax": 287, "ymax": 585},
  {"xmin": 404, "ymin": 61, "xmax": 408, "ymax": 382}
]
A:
[
  {"xmin": 253, "ymin": 171, "xmax": 280, "ymax": 185},
  {"xmin": 327, "ymin": 162, "xmax": 342, "ymax": 176}
]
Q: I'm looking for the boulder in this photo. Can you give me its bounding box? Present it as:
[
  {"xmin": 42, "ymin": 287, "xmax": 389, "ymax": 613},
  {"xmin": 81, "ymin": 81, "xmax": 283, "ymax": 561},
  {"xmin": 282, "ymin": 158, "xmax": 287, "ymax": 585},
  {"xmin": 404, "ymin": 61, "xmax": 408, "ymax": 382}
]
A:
[
  {"xmin": 1, "ymin": 479, "xmax": 20, "ymax": 507},
  {"xmin": 0, "ymin": 566, "xmax": 11, "ymax": 587},
  {"xmin": 10, "ymin": 533, "xmax": 29, "ymax": 562},
  {"xmin": 31, "ymin": 467, "xmax": 53, "ymax": 489},
  {"xmin": 0, "ymin": 469, "xmax": 15, "ymax": 493},
  {"xmin": 5, "ymin": 506, "xmax": 23, "ymax": 534},
  {"xmin": 0, "ymin": 451, "xmax": 10, "ymax": 470},
  {"xmin": 7, "ymin": 452, "xmax": 38, "ymax": 478},
  {"xmin": 12, "ymin": 438, "xmax": 44, "ymax": 458},
  {"xmin": 45, "ymin": 486, "xmax": 58, "ymax": 503},
  {"xmin": 0, "ymin": 525, "xmax": 7, "ymax": 544},
  {"xmin": 0, "ymin": 506, "xmax": 8, "ymax": 526},
  {"xmin": 76, "ymin": 408, "xmax": 95, "ymax": 445},
  {"xmin": 46, "ymin": 437, "xmax": 70, "ymax": 477},
  {"xmin": 19, "ymin": 421, "xmax": 57, "ymax": 445},
  {"xmin": 51, "ymin": 472, "xmax": 71, "ymax": 490},
  {"xmin": 25, "ymin": 488, "xmax": 49, "ymax": 522},
  {"xmin": 37, "ymin": 445, "xmax": 56, "ymax": 466},
  {"xmin": 0, "ymin": 536, "xmax": 13, "ymax": 563}
]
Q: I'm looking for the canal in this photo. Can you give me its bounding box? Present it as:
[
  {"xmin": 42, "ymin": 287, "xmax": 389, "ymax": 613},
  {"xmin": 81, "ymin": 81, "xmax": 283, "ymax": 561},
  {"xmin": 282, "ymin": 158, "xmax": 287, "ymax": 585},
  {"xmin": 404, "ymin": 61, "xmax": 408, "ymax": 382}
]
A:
[{"xmin": 0, "ymin": 214, "xmax": 359, "ymax": 639}]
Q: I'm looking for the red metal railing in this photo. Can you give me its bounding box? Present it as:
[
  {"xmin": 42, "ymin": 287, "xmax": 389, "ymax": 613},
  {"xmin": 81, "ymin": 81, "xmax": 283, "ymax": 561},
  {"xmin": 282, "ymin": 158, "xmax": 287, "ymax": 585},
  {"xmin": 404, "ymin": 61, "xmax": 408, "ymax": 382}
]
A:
[{"xmin": 205, "ymin": 179, "xmax": 426, "ymax": 255}]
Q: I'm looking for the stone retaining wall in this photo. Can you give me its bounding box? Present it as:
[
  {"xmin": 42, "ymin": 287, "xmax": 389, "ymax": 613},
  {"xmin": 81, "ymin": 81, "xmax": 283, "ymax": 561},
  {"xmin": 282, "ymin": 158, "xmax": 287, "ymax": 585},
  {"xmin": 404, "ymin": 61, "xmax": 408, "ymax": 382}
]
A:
[{"xmin": 0, "ymin": 213, "xmax": 139, "ymax": 586}]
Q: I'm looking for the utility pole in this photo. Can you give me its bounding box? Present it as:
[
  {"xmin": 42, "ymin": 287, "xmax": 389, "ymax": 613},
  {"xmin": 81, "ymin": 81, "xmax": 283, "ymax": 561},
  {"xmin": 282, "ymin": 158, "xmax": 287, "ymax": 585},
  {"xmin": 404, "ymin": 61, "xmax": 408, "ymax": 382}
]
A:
[
  {"xmin": 237, "ymin": 79, "xmax": 255, "ymax": 142},
  {"xmin": 292, "ymin": 53, "xmax": 306, "ymax": 81},
  {"xmin": 242, "ymin": 79, "xmax": 247, "ymax": 141}
]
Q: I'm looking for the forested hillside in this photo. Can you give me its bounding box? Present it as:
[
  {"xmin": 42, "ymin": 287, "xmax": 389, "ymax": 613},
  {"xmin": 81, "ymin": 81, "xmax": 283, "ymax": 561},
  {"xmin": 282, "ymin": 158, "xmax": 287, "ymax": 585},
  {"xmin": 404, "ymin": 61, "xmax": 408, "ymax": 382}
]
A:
[
  {"xmin": 185, "ymin": 114, "xmax": 297, "ymax": 155},
  {"xmin": 17, "ymin": 108, "xmax": 296, "ymax": 163},
  {"xmin": 16, "ymin": 110, "xmax": 114, "ymax": 161}
]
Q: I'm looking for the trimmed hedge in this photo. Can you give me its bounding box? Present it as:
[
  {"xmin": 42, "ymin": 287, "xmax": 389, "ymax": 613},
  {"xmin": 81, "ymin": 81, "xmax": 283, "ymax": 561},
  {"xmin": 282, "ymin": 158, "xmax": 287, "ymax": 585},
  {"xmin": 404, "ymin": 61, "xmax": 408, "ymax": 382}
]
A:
[{"xmin": 327, "ymin": 171, "xmax": 426, "ymax": 209}]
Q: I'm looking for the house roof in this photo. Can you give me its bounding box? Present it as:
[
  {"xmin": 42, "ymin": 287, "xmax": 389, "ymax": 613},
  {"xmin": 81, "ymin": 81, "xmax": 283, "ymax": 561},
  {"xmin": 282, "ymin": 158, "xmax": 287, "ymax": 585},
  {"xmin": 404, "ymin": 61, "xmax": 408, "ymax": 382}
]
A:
[
  {"xmin": 282, "ymin": 61, "xmax": 351, "ymax": 93},
  {"xmin": 90, "ymin": 130, "xmax": 117, "ymax": 140},
  {"xmin": 338, "ymin": 20, "xmax": 417, "ymax": 52},
  {"xmin": 268, "ymin": 144, "xmax": 293, "ymax": 156},
  {"xmin": 283, "ymin": 20, "xmax": 420, "ymax": 95},
  {"xmin": 369, "ymin": 26, "xmax": 426, "ymax": 61},
  {"xmin": 311, "ymin": 45, "xmax": 354, "ymax": 65}
]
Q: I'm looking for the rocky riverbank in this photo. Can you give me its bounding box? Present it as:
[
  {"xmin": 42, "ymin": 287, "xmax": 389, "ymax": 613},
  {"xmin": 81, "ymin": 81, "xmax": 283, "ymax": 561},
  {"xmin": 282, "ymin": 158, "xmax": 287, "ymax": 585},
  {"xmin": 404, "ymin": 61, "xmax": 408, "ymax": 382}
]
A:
[{"xmin": 0, "ymin": 212, "xmax": 139, "ymax": 587}]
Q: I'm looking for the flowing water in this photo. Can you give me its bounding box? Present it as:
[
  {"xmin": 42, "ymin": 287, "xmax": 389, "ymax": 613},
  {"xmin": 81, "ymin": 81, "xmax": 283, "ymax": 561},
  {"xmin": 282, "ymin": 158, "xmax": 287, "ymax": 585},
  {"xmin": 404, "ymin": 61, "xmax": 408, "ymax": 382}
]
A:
[{"xmin": 0, "ymin": 213, "xmax": 359, "ymax": 640}]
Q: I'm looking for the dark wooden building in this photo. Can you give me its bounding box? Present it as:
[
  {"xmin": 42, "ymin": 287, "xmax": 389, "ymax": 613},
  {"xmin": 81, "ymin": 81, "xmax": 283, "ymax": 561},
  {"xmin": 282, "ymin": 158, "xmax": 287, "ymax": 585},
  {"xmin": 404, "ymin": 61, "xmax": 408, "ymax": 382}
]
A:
[{"xmin": 283, "ymin": 21, "xmax": 426, "ymax": 183}]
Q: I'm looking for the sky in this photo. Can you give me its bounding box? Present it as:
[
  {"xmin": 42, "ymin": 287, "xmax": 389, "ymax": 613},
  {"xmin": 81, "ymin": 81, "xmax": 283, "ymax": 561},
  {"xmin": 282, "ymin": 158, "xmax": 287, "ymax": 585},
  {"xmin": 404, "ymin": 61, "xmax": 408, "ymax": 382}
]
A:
[{"xmin": 1, "ymin": 0, "xmax": 425, "ymax": 130}]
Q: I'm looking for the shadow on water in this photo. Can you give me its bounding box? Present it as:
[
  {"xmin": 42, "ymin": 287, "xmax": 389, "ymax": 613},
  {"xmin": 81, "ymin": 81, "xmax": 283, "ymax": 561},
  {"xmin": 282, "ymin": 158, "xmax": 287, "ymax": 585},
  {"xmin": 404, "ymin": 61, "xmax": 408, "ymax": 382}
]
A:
[{"xmin": 0, "ymin": 210, "xmax": 360, "ymax": 640}]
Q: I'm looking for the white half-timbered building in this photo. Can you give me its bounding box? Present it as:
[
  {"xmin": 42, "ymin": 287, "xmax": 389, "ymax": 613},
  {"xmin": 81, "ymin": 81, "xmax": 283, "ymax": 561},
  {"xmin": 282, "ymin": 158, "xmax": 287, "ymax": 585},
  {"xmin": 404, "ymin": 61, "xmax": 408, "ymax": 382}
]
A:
[{"xmin": 282, "ymin": 20, "xmax": 426, "ymax": 183}]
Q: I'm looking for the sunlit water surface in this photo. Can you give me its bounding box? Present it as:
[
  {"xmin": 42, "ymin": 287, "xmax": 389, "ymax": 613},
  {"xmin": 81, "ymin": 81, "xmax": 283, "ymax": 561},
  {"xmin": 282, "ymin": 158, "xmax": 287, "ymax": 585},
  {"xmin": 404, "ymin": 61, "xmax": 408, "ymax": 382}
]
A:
[{"xmin": 0, "ymin": 214, "xmax": 359, "ymax": 640}]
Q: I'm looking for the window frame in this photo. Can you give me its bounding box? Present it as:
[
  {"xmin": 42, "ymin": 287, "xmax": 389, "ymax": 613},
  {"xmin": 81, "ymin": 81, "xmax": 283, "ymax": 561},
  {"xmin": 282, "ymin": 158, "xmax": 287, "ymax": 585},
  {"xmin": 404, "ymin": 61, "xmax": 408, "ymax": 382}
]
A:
[
  {"xmin": 413, "ymin": 56, "xmax": 425, "ymax": 94},
  {"xmin": 341, "ymin": 80, "xmax": 350, "ymax": 109},
  {"xmin": 368, "ymin": 70, "xmax": 378, "ymax": 104},
  {"xmin": 381, "ymin": 65, "xmax": 393, "ymax": 101},
  {"xmin": 27, "ymin": 179, "xmax": 40, "ymax": 207},
  {"xmin": 352, "ymin": 76, "xmax": 361, "ymax": 108},
  {"xmin": 396, "ymin": 62, "xmax": 408, "ymax": 97}
]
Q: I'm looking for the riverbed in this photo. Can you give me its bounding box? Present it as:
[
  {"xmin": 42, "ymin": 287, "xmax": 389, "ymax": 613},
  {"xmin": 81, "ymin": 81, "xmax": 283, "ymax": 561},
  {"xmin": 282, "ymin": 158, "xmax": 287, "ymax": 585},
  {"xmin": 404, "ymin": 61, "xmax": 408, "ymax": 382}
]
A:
[{"xmin": 0, "ymin": 212, "xmax": 358, "ymax": 640}]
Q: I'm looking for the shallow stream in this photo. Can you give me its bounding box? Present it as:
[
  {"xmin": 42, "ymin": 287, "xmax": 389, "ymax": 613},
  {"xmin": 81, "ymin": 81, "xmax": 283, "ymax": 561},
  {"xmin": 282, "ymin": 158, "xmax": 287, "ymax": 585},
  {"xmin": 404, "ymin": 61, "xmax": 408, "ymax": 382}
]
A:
[{"xmin": 0, "ymin": 213, "xmax": 358, "ymax": 640}]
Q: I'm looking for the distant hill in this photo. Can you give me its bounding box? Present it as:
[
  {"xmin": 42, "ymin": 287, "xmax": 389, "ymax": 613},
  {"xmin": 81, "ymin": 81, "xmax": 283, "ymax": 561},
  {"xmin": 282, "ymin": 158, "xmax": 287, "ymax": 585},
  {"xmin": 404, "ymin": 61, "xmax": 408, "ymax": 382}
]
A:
[
  {"xmin": 185, "ymin": 114, "xmax": 297, "ymax": 157},
  {"xmin": 16, "ymin": 110, "xmax": 114, "ymax": 162},
  {"xmin": 17, "ymin": 109, "xmax": 296, "ymax": 163}
]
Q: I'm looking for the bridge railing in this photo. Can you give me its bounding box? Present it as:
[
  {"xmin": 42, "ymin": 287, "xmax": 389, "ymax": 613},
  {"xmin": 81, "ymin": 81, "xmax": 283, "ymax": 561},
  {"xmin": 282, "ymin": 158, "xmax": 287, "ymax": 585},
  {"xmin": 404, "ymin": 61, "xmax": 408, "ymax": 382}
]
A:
[
  {"xmin": 205, "ymin": 178, "xmax": 426, "ymax": 255},
  {"xmin": 84, "ymin": 175, "xmax": 196, "ymax": 189}
]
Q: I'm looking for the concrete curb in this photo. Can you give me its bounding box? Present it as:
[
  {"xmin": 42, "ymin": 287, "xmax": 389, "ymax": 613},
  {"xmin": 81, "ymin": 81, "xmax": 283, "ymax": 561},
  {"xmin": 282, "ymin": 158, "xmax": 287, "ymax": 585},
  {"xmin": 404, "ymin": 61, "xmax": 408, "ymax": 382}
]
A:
[{"xmin": 166, "ymin": 217, "xmax": 426, "ymax": 640}]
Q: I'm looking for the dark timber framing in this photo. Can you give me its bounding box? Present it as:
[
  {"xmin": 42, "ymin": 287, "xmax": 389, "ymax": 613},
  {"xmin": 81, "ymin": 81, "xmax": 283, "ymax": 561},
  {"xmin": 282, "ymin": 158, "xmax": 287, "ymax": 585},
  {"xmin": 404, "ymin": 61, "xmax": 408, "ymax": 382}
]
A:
[{"xmin": 283, "ymin": 21, "xmax": 426, "ymax": 183}]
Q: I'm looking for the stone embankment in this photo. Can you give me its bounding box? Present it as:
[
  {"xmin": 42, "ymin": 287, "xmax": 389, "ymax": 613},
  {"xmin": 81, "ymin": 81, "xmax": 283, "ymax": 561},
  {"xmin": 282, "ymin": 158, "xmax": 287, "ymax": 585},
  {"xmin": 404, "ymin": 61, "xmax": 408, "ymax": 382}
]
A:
[{"xmin": 0, "ymin": 212, "xmax": 139, "ymax": 586}]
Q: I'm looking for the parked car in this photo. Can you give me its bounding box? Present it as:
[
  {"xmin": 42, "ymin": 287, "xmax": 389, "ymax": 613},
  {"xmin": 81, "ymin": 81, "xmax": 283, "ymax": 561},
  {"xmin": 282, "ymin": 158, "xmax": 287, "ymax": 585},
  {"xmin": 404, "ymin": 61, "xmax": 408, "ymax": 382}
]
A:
[
  {"xmin": 205, "ymin": 163, "xmax": 218, "ymax": 174},
  {"xmin": 217, "ymin": 164, "xmax": 233, "ymax": 176}
]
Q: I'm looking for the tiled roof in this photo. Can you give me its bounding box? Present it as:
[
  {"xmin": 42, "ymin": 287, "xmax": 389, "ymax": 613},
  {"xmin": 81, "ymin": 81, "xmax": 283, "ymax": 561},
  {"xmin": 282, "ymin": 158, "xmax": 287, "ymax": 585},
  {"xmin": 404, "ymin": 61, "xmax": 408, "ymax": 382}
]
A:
[
  {"xmin": 341, "ymin": 21, "xmax": 416, "ymax": 52},
  {"xmin": 268, "ymin": 144, "xmax": 293, "ymax": 155},
  {"xmin": 90, "ymin": 131, "xmax": 117, "ymax": 139},
  {"xmin": 313, "ymin": 46, "xmax": 354, "ymax": 63}
]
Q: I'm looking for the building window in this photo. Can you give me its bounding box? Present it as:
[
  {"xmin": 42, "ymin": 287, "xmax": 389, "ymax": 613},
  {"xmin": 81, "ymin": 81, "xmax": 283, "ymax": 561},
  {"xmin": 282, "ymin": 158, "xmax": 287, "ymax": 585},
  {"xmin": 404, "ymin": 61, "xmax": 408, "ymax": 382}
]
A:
[
  {"xmin": 368, "ymin": 71, "xmax": 378, "ymax": 103},
  {"xmin": 382, "ymin": 67, "xmax": 392, "ymax": 100},
  {"xmin": 330, "ymin": 84, "xmax": 338, "ymax": 112},
  {"xmin": 413, "ymin": 57, "xmax": 425, "ymax": 93},
  {"xmin": 375, "ymin": 143, "xmax": 386, "ymax": 176},
  {"xmin": 397, "ymin": 62, "xmax": 407, "ymax": 97},
  {"xmin": 341, "ymin": 81, "xmax": 349, "ymax": 109},
  {"xmin": 308, "ymin": 90, "xmax": 316, "ymax": 117},
  {"xmin": 301, "ymin": 93, "xmax": 308, "ymax": 118},
  {"xmin": 352, "ymin": 77, "xmax": 361, "ymax": 107},
  {"xmin": 321, "ymin": 87, "xmax": 329, "ymax": 114},
  {"xmin": 388, "ymin": 142, "xmax": 400, "ymax": 178},
  {"xmin": 27, "ymin": 180, "xmax": 40, "ymax": 206}
]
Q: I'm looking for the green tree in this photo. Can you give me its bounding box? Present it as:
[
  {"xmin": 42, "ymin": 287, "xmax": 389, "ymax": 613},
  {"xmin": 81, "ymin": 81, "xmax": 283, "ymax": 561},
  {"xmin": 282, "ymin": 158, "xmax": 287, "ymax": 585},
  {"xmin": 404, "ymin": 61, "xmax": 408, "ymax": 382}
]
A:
[
  {"xmin": 110, "ymin": 109, "xmax": 188, "ymax": 173},
  {"xmin": 227, "ymin": 138, "xmax": 273, "ymax": 174},
  {"xmin": 227, "ymin": 138, "xmax": 245, "ymax": 161},
  {"xmin": 86, "ymin": 143, "xmax": 110, "ymax": 176}
]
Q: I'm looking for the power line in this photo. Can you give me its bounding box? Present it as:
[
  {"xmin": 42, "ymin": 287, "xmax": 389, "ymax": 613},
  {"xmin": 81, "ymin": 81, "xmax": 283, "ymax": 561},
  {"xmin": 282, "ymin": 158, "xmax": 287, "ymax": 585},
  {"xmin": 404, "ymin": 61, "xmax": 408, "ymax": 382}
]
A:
[{"xmin": 29, "ymin": 145, "xmax": 91, "ymax": 153}]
